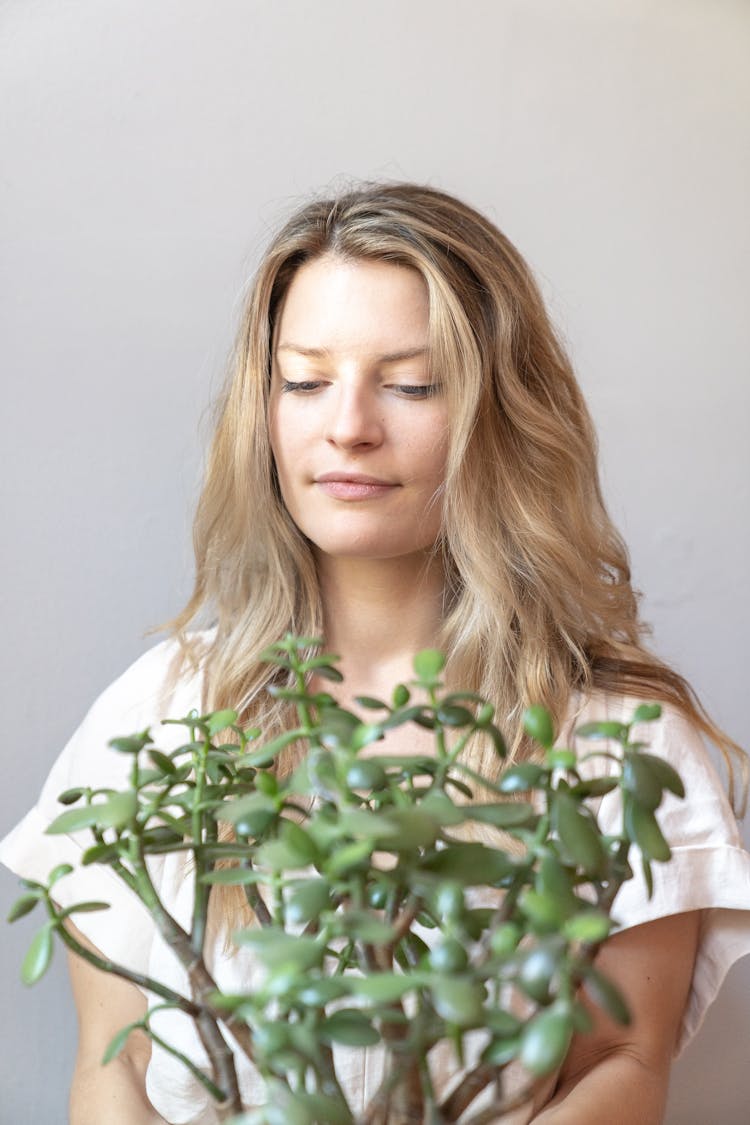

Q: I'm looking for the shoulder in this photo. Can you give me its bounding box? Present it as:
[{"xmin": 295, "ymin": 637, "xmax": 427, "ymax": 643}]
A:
[
  {"xmin": 80, "ymin": 629, "xmax": 214, "ymax": 733},
  {"xmin": 29, "ymin": 631, "xmax": 214, "ymax": 801}
]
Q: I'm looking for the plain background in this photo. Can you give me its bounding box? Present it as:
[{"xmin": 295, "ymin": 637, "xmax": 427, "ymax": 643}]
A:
[{"xmin": 1, "ymin": 1, "xmax": 748, "ymax": 1121}]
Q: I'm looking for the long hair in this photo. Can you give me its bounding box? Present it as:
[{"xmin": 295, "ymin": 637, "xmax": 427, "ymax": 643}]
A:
[{"xmin": 164, "ymin": 180, "xmax": 747, "ymax": 822}]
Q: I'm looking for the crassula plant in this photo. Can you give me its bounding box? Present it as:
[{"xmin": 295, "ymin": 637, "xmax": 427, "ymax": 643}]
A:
[{"xmin": 8, "ymin": 636, "xmax": 684, "ymax": 1124}]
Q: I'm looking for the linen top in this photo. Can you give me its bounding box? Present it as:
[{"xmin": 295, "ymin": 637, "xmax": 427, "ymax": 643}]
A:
[{"xmin": 2, "ymin": 636, "xmax": 749, "ymax": 1125}]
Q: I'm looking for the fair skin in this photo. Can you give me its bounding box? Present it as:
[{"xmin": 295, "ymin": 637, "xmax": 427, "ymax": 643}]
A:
[
  {"xmin": 68, "ymin": 254, "xmax": 700, "ymax": 1123},
  {"xmin": 66, "ymin": 920, "xmax": 165, "ymax": 1124}
]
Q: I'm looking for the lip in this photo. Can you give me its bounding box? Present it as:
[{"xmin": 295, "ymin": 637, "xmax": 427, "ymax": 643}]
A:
[
  {"xmin": 316, "ymin": 472, "xmax": 396, "ymax": 485},
  {"xmin": 314, "ymin": 471, "xmax": 399, "ymax": 500}
]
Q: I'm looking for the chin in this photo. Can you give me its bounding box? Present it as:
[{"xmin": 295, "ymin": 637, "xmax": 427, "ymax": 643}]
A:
[{"xmin": 309, "ymin": 535, "xmax": 438, "ymax": 563}]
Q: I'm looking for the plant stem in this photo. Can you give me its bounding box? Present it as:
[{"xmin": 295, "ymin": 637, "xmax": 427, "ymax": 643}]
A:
[
  {"xmin": 54, "ymin": 915, "xmax": 201, "ymax": 1018},
  {"xmin": 146, "ymin": 1027, "xmax": 228, "ymax": 1104},
  {"xmin": 190, "ymin": 724, "xmax": 210, "ymax": 956}
]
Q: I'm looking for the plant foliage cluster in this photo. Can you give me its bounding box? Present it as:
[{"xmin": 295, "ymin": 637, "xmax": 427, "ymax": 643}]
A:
[{"xmin": 8, "ymin": 637, "xmax": 684, "ymax": 1124}]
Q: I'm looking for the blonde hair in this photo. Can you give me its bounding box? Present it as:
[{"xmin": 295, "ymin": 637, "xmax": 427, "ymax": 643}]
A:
[{"xmin": 164, "ymin": 180, "xmax": 747, "ymax": 821}]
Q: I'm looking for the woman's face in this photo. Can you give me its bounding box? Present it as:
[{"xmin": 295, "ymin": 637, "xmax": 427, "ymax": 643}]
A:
[{"xmin": 269, "ymin": 255, "xmax": 450, "ymax": 563}]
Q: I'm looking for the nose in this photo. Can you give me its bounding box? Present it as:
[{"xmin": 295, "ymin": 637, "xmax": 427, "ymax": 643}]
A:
[{"xmin": 325, "ymin": 381, "xmax": 384, "ymax": 450}]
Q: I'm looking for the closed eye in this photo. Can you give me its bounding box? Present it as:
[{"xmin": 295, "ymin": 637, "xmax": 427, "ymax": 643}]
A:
[
  {"xmin": 280, "ymin": 379, "xmax": 323, "ymax": 393},
  {"xmin": 393, "ymin": 383, "xmax": 441, "ymax": 398}
]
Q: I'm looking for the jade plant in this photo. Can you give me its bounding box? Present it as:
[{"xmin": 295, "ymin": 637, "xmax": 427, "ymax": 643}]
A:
[{"xmin": 8, "ymin": 637, "xmax": 684, "ymax": 1124}]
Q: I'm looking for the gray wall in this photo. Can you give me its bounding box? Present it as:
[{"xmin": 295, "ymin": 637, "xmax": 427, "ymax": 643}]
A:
[{"xmin": 1, "ymin": 1, "xmax": 748, "ymax": 1120}]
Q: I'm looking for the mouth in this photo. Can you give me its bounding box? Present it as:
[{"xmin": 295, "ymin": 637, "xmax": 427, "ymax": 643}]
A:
[{"xmin": 314, "ymin": 471, "xmax": 399, "ymax": 500}]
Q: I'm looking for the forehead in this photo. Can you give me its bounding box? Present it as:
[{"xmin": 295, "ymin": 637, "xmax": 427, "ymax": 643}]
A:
[{"xmin": 274, "ymin": 256, "xmax": 430, "ymax": 358}]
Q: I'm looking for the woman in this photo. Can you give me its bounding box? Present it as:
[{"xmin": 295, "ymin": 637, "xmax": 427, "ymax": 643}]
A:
[{"xmin": 2, "ymin": 181, "xmax": 749, "ymax": 1124}]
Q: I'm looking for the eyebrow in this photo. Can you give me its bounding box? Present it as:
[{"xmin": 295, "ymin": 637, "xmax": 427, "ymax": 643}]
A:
[{"xmin": 276, "ymin": 343, "xmax": 429, "ymax": 364}]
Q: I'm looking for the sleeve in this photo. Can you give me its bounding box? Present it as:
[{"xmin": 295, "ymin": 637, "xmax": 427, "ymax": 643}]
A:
[
  {"xmin": 0, "ymin": 637, "xmax": 203, "ymax": 979},
  {"xmin": 589, "ymin": 699, "xmax": 750, "ymax": 1055}
]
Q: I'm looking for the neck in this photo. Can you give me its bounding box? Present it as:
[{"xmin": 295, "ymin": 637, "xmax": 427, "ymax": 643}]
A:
[{"xmin": 314, "ymin": 550, "xmax": 446, "ymax": 690}]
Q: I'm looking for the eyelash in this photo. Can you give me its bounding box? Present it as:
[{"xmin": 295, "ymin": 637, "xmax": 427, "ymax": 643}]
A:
[{"xmin": 279, "ymin": 379, "xmax": 440, "ymax": 399}]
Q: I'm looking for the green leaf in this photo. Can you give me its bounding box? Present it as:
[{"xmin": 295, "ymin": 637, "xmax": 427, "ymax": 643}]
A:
[
  {"xmin": 483, "ymin": 723, "xmax": 508, "ymax": 758},
  {"xmin": 21, "ymin": 924, "xmax": 54, "ymax": 986},
  {"xmin": 59, "ymin": 901, "xmax": 110, "ymax": 918},
  {"xmin": 240, "ymin": 729, "xmax": 305, "ymax": 768},
  {"xmin": 57, "ymin": 787, "xmax": 86, "ymax": 806},
  {"xmin": 569, "ymin": 776, "xmax": 618, "ymax": 798},
  {"xmin": 254, "ymin": 771, "xmax": 279, "ymax": 797},
  {"xmin": 256, "ymin": 837, "xmax": 311, "ymax": 872},
  {"xmin": 354, "ymin": 695, "xmax": 388, "ymax": 710},
  {"xmin": 429, "ymin": 938, "xmax": 469, "ymax": 973},
  {"xmin": 320, "ymin": 1009, "xmax": 380, "ymax": 1047},
  {"xmin": 430, "ymin": 977, "xmax": 485, "ymax": 1026},
  {"xmin": 554, "ymin": 793, "xmax": 606, "ymax": 876},
  {"xmin": 297, "ymin": 978, "xmax": 351, "ymax": 1006},
  {"xmin": 95, "ymin": 792, "xmax": 138, "ymax": 830},
  {"xmin": 574, "ymin": 720, "xmax": 628, "ymax": 741},
  {"xmin": 624, "ymin": 799, "xmax": 671, "ymax": 862},
  {"xmin": 562, "ymin": 911, "xmax": 611, "ymax": 943},
  {"xmin": 234, "ymin": 930, "xmax": 325, "ymax": 972},
  {"xmin": 499, "ymin": 763, "xmax": 546, "ymax": 793},
  {"xmin": 481, "ymin": 1034, "xmax": 521, "ymax": 1066},
  {"xmin": 519, "ymin": 889, "xmax": 565, "ymax": 931},
  {"xmin": 444, "ymin": 775, "xmax": 475, "ymax": 799},
  {"xmin": 282, "ymin": 1091, "xmax": 353, "ymax": 1125},
  {"xmin": 536, "ymin": 854, "xmax": 579, "ymax": 918},
  {"xmin": 108, "ymin": 732, "xmax": 152, "ymax": 754},
  {"xmin": 336, "ymin": 809, "xmax": 401, "ymax": 839},
  {"xmin": 419, "ymin": 790, "xmax": 464, "ymax": 827},
  {"xmin": 82, "ymin": 842, "xmax": 123, "ymax": 866},
  {"xmin": 45, "ymin": 805, "xmax": 103, "ymax": 835},
  {"xmin": 280, "ymin": 821, "xmax": 318, "ymax": 863},
  {"xmin": 285, "ymin": 878, "xmax": 330, "ymax": 924},
  {"xmin": 336, "ymin": 910, "xmax": 396, "ymax": 945},
  {"xmin": 422, "ymin": 843, "xmax": 514, "ymax": 883},
  {"xmin": 518, "ymin": 945, "xmax": 558, "ymax": 1004},
  {"xmin": 48, "ymin": 863, "xmax": 74, "ymax": 886},
  {"xmin": 7, "ymin": 893, "xmax": 41, "ymax": 923},
  {"xmin": 218, "ymin": 792, "xmax": 277, "ymax": 828},
  {"xmin": 350, "ymin": 807, "xmax": 439, "ymax": 851},
  {"xmin": 148, "ymin": 750, "xmax": 177, "ymax": 775},
  {"xmin": 489, "ymin": 923, "xmax": 522, "ymax": 957},
  {"xmin": 102, "ymin": 1020, "xmax": 144, "ymax": 1065},
  {"xmin": 476, "ymin": 701, "xmax": 495, "ymax": 725},
  {"xmin": 486, "ymin": 1010, "xmax": 523, "ymax": 1037},
  {"xmin": 519, "ymin": 1005, "xmax": 574, "ymax": 1076},
  {"xmin": 631, "ymin": 703, "xmax": 662, "ymax": 724},
  {"xmin": 465, "ymin": 802, "xmax": 537, "ymax": 828},
  {"xmin": 392, "ymin": 683, "xmax": 410, "ymax": 707},
  {"xmin": 584, "ymin": 965, "xmax": 631, "ymax": 1024},
  {"xmin": 436, "ymin": 704, "xmax": 475, "ymax": 727},
  {"xmin": 546, "ymin": 748, "xmax": 577, "ymax": 770},
  {"xmin": 345, "ymin": 759, "xmax": 388, "ymax": 790},
  {"xmin": 412, "ymin": 649, "xmax": 446, "ymax": 680},
  {"xmin": 325, "ymin": 839, "xmax": 374, "ymax": 877},
  {"xmin": 523, "ymin": 705, "xmax": 554, "ymax": 749},
  {"xmin": 637, "ymin": 753, "xmax": 685, "ymax": 799},
  {"xmin": 349, "ymin": 973, "xmax": 417, "ymax": 1004},
  {"xmin": 434, "ymin": 882, "xmax": 464, "ymax": 919},
  {"xmin": 622, "ymin": 753, "xmax": 662, "ymax": 811},
  {"xmin": 317, "ymin": 707, "xmax": 361, "ymax": 749},
  {"xmin": 642, "ymin": 854, "xmax": 654, "ymax": 899},
  {"xmin": 312, "ymin": 664, "xmax": 344, "ymax": 683}
]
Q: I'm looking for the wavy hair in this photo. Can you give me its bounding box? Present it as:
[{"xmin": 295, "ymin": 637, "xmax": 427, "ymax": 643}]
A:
[{"xmin": 164, "ymin": 179, "xmax": 746, "ymax": 819}]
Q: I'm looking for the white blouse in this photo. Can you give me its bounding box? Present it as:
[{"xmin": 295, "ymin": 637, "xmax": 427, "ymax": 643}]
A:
[{"xmin": 2, "ymin": 637, "xmax": 749, "ymax": 1124}]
